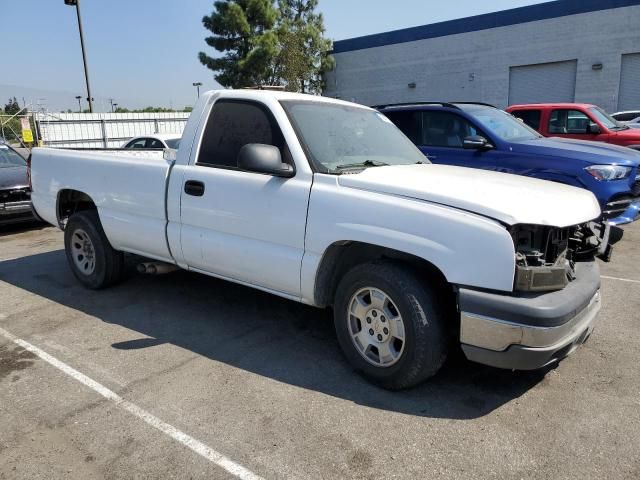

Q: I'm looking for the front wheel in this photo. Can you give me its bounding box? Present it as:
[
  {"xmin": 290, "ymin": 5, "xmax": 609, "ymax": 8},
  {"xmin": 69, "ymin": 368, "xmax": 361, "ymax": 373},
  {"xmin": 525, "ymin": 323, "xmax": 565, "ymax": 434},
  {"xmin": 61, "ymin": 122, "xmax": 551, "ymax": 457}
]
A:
[
  {"xmin": 64, "ymin": 211, "xmax": 124, "ymax": 289},
  {"xmin": 333, "ymin": 262, "xmax": 449, "ymax": 390}
]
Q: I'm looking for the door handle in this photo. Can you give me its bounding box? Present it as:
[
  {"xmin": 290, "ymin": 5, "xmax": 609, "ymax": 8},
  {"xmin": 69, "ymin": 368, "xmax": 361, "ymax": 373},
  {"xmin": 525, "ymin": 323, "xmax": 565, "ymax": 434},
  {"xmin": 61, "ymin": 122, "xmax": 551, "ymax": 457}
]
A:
[{"xmin": 184, "ymin": 180, "xmax": 205, "ymax": 197}]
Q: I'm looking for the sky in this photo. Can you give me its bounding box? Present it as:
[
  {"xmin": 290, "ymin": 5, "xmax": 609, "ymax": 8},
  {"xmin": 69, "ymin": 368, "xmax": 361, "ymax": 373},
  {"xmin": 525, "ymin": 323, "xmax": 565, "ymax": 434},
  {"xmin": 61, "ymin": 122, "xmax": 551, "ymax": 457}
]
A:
[{"xmin": 0, "ymin": 0, "xmax": 550, "ymax": 112}]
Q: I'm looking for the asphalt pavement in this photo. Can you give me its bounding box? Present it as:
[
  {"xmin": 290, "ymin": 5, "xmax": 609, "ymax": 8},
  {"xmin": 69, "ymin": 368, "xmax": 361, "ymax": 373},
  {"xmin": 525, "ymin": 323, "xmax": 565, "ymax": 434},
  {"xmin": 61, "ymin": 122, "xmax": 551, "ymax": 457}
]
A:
[{"xmin": 0, "ymin": 220, "xmax": 639, "ymax": 479}]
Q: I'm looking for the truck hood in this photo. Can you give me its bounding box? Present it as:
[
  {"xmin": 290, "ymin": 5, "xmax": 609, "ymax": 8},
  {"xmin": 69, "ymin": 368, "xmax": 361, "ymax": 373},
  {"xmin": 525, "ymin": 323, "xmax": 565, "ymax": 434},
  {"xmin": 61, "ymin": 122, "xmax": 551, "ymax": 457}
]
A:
[
  {"xmin": 337, "ymin": 164, "xmax": 601, "ymax": 227},
  {"xmin": 0, "ymin": 166, "xmax": 28, "ymax": 190},
  {"xmin": 513, "ymin": 137, "xmax": 640, "ymax": 166},
  {"xmin": 609, "ymin": 127, "xmax": 640, "ymax": 143}
]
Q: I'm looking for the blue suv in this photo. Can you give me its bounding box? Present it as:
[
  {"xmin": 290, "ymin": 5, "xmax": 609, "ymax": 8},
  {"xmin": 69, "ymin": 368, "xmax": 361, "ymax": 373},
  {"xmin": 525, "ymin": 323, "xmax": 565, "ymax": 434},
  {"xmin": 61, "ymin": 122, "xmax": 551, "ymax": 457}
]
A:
[{"xmin": 378, "ymin": 102, "xmax": 640, "ymax": 225}]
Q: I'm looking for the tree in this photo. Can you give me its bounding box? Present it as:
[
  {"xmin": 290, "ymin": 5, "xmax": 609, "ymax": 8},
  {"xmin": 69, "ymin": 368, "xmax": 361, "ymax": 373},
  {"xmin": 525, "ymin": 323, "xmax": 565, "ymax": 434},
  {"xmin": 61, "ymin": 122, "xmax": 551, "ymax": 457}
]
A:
[
  {"xmin": 199, "ymin": 0, "xmax": 279, "ymax": 88},
  {"xmin": 4, "ymin": 97, "xmax": 21, "ymax": 116},
  {"xmin": 271, "ymin": 0, "xmax": 333, "ymax": 93}
]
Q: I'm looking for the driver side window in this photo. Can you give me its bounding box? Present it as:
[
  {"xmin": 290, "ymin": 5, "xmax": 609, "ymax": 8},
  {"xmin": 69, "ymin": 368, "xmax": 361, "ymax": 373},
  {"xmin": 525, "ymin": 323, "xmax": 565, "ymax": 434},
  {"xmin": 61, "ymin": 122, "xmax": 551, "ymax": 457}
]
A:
[
  {"xmin": 197, "ymin": 100, "xmax": 286, "ymax": 169},
  {"xmin": 419, "ymin": 111, "xmax": 478, "ymax": 148},
  {"xmin": 548, "ymin": 110, "xmax": 591, "ymax": 134}
]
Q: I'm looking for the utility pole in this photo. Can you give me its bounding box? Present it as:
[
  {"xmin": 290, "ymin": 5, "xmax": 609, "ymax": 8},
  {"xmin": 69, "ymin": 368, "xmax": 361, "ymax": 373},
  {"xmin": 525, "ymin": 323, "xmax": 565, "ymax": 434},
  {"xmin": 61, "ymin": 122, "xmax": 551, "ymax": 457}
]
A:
[
  {"xmin": 65, "ymin": 0, "xmax": 94, "ymax": 113},
  {"xmin": 75, "ymin": 95, "xmax": 82, "ymax": 112},
  {"xmin": 193, "ymin": 82, "xmax": 203, "ymax": 99},
  {"xmin": 109, "ymin": 98, "xmax": 116, "ymax": 112}
]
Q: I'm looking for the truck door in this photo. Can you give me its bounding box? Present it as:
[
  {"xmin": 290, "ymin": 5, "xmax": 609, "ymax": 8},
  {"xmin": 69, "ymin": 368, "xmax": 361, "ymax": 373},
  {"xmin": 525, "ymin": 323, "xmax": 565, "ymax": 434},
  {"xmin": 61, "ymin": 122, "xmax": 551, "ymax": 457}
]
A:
[{"xmin": 177, "ymin": 99, "xmax": 312, "ymax": 298}]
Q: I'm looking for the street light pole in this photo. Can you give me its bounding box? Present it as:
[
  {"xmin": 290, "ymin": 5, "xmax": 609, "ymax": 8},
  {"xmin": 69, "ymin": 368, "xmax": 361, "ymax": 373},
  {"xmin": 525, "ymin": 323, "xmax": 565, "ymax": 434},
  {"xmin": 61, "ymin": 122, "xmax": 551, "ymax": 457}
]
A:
[
  {"xmin": 75, "ymin": 95, "xmax": 82, "ymax": 113},
  {"xmin": 65, "ymin": 0, "xmax": 94, "ymax": 113},
  {"xmin": 109, "ymin": 98, "xmax": 116, "ymax": 112},
  {"xmin": 193, "ymin": 82, "xmax": 203, "ymax": 99}
]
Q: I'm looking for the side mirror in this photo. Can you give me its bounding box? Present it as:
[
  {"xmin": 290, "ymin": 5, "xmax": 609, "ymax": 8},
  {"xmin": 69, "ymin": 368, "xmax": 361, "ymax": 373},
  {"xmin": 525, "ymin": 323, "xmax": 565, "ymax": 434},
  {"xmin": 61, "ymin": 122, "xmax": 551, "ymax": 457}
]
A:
[
  {"xmin": 588, "ymin": 123, "xmax": 601, "ymax": 135},
  {"xmin": 463, "ymin": 135, "xmax": 493, "ymax": 150},
  {"xmin": 237, "ymin": 144, "xmax": 294, "ymax": 177}
]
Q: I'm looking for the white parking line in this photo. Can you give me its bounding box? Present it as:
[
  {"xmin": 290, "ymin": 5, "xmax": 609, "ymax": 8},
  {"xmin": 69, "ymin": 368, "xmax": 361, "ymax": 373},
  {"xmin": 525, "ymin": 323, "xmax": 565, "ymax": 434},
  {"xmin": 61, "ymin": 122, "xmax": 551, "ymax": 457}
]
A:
[
  {"xmin": 601, "ymin": 275, "xmax": 640, "ymax": 284},
  {"xmin": 0, "ymin": 326, "xmax": 264, "ymax": 480}
]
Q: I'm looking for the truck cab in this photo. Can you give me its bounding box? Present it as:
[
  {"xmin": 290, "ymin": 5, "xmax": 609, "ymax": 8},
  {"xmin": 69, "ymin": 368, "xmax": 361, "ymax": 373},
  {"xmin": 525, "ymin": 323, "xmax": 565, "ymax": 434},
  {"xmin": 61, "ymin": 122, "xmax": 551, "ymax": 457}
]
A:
[{"xmin": 507, "ymin": 103, "xmax": 640, "ymax": 150}]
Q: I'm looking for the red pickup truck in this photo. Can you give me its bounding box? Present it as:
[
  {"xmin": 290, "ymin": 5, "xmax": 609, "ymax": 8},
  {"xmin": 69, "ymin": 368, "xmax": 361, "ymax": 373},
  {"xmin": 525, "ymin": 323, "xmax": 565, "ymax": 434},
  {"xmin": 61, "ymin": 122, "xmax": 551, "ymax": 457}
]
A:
[{"xmin": 507, "ymin": 103, "xmax": 640, "ymax": 151}]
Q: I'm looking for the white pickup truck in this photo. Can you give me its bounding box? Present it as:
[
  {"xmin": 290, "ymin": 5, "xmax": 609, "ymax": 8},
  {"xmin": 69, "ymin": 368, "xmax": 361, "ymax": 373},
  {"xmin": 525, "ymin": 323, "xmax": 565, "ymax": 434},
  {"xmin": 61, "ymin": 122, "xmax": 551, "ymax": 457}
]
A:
[{"xmin": 30, "ymin": 90, "xmax": 610, "ymax": 389}]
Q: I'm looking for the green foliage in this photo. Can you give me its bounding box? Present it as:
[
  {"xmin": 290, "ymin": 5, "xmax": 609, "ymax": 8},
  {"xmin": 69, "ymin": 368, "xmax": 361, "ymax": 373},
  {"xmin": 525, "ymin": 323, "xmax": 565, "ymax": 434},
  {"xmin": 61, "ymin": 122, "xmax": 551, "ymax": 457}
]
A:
[
  {"xmin": 199, "ymin": 0, "xmax": 332, "ymax": 92},
  {"xmin": 0, "ymin": 106, "xmax": 34, "ymax": 144},
  {"xmin": 271, "ymin": 0, "xmax": 333, "ymax": 93},
  {"xmin": 0, "ymin": 115, "xmax": 22, "ymax": 142},
  {"xmin": 199, "ymin": 0, "xmax": 279, "ymax": 88},
  {"xmin": 3, "ymin": 97, "xmax": 21, "ymax": 116}
]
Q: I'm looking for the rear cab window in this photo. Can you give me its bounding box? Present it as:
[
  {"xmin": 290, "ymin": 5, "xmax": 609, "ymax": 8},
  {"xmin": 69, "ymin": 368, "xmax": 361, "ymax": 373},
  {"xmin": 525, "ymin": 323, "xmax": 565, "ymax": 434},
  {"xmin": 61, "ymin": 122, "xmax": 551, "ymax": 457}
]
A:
[{"xmin": 511, "ymin": 109, "xmax": 541, "ymax": 130}]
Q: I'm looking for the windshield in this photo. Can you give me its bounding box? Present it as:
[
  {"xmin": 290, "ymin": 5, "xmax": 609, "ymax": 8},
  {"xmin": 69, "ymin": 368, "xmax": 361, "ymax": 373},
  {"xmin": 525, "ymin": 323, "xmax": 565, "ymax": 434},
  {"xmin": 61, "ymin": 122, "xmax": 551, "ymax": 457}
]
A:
[
  {"xmin": 463, "ymin": 106, "xmax": 541, "ymax": 141},
  {"xmin": 165, "ymin": 138, "xmax": 181, "ymax": 149},
  {"xmin": 280, "ymin": 100, "xmax": 427, "ymax": 173},
  {"xmin": 589, "ymin": 107, "xmax": 627, "ymax": 130},
  {"xmin": 0, "ymin": 145, "xmax": 26, "ymax": 167}
]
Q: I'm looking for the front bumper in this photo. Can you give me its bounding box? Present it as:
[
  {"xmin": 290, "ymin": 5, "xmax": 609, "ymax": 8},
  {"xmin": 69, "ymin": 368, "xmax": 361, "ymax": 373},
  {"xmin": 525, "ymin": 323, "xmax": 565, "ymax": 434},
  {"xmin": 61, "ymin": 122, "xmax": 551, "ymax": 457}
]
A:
[
  {"xmin": 459, "ymin": 261, "xmax": 601, "ymax": 370},
  {"xmin": 0, "ymin": 200, "xmax": 34, "ymax": 225},
  {"xmin": 607, "ymin": 200, "xmax": 640, "ymax": 226}
]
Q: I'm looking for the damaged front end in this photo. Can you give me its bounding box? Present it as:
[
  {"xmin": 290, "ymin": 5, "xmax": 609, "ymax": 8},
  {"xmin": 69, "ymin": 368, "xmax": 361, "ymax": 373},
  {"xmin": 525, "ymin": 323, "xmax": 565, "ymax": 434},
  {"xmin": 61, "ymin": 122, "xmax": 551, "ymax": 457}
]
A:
[{"xmin": 511, "ymin": 222, "xmax": 614, "ymax": 292}]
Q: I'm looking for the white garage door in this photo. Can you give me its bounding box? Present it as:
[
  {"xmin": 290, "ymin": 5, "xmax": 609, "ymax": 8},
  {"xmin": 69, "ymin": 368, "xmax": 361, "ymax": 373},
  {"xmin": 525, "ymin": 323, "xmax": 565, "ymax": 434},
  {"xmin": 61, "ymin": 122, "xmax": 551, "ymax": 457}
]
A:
[
  {"xmin": 618, "ymin": 53, "xmax": 640, "ymax": 111},
  {"xmin": 508, "ymin": 60, "xmax": 577, "ymax": 106}
]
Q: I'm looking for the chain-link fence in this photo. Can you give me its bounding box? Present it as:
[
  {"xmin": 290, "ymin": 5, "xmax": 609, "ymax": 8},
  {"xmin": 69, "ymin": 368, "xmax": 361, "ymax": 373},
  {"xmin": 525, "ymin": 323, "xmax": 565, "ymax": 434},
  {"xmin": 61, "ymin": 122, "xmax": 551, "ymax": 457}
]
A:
[
  {"xmin": 33, "ymin": 111, "xmax": 190, "ymax": 148},
  {"xmin": 0, "ymin": 113, "xmax": 36, "ymax": 147}
]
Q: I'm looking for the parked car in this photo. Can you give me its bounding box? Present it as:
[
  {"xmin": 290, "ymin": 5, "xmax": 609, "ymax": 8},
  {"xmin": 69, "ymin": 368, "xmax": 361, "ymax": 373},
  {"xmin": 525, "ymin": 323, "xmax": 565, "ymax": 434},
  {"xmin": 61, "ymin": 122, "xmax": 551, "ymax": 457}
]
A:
[
  {"xmin": 378, "ymin": 102, "xmax": 640, "ymax": 225},
  {"xmin": 30, "ymin": 90, "xmax": 611, "ymax": 389},
  {"xmin": 0, "ymin": 142, "xmax": 33, "ymax": 225},
  {"xmin": 122, "ymin": 133, "xmax": 181, "ymax": 149},
  {"xmin": 506, "ymin": 103, "xmax": 640, "ymax": 150},
  {"xmin": 610, "ymin": 110, "xmax": 640, "ymax": 129}
]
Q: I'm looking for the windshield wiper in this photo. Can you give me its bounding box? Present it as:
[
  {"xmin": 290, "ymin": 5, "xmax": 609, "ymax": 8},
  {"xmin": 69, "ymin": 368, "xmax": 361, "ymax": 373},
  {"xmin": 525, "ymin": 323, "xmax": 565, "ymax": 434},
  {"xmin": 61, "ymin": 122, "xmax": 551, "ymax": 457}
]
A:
[{"xmin": 334, "ymin": 159, "xmax": 390, "ymax": 170}]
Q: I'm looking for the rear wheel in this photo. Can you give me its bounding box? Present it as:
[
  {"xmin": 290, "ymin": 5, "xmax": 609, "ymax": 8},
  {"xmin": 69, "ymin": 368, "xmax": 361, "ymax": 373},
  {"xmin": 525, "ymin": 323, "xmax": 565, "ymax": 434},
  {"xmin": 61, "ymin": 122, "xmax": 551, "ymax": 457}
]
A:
[
  {"xmin": 334, "ymin": 262, "xmax": 449, "ymax": 390},
  {"xmin": 64, "ymin": 211, "xmax": 124, "ymax": 289}
]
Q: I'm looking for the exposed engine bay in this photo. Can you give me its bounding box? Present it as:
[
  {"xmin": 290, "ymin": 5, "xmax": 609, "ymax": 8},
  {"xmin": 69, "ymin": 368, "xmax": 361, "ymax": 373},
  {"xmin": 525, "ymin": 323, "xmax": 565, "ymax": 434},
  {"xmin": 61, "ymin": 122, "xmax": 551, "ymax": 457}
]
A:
[{"xmin": 511, "ymin": 222, "xmax": 616, "ymax": 292}]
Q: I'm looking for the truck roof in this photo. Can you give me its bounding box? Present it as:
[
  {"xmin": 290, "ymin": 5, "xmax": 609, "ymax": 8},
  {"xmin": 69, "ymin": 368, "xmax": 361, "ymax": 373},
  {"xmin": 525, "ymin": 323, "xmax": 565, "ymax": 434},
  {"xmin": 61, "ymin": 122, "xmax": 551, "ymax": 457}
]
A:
[
  {"xmin": 202, "ymin": 89, "xmax": 370, "ymax": 109},
  {"xmin": 508, "ymin": 103, "xmax": 597, "ymax": 109}
]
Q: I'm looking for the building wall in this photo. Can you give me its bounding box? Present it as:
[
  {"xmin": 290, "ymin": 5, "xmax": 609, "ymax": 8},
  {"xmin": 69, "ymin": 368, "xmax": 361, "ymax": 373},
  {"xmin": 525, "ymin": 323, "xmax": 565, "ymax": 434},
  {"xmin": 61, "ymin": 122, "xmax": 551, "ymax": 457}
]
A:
[{"xmin": 324, "ymin": 5, "xmax": 640, "ymax": 111}]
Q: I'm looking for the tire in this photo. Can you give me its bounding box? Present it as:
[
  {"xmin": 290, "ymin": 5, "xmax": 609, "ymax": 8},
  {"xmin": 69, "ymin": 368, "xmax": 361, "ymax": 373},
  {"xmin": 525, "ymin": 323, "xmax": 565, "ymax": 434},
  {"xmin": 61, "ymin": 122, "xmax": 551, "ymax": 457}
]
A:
[
  {"xmin": 333, "ymin": 261, "xmax": 449, "ymax": 390},
  {"xmin": 64, "ymin": 211, "xmax": 124, "ymax": 289}
]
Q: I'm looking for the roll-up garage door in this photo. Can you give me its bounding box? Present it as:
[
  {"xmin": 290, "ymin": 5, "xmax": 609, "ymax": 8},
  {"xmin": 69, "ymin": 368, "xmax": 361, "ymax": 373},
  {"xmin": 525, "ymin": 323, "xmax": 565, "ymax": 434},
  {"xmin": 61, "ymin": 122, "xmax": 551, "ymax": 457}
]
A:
[
  {"xmin": 508, "ymin": 60, "xmax": 577, "ymax": 106},
  {"xmin": 618, "ymin": 53, "xmax": 640, "ymax": 111}
]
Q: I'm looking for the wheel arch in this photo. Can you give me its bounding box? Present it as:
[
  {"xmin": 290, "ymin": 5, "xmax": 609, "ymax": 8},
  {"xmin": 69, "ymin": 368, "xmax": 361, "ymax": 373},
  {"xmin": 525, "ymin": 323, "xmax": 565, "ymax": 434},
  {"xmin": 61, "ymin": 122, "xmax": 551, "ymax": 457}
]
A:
[
  {"xmin": 313, "ymin": 241, "xmax": 454, "ymax": 309},
  {"xmin": 56, "ymin": 189, "xmax": 98, "ymax": 229}
]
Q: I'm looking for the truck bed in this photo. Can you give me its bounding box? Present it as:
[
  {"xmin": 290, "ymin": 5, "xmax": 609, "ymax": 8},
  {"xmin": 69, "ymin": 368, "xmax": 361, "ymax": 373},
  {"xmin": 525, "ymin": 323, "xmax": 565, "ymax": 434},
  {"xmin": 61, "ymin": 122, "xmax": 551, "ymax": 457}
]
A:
[{"xmin": 30, "ymin": 147, "xmax": 174, "ymax": 261}]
